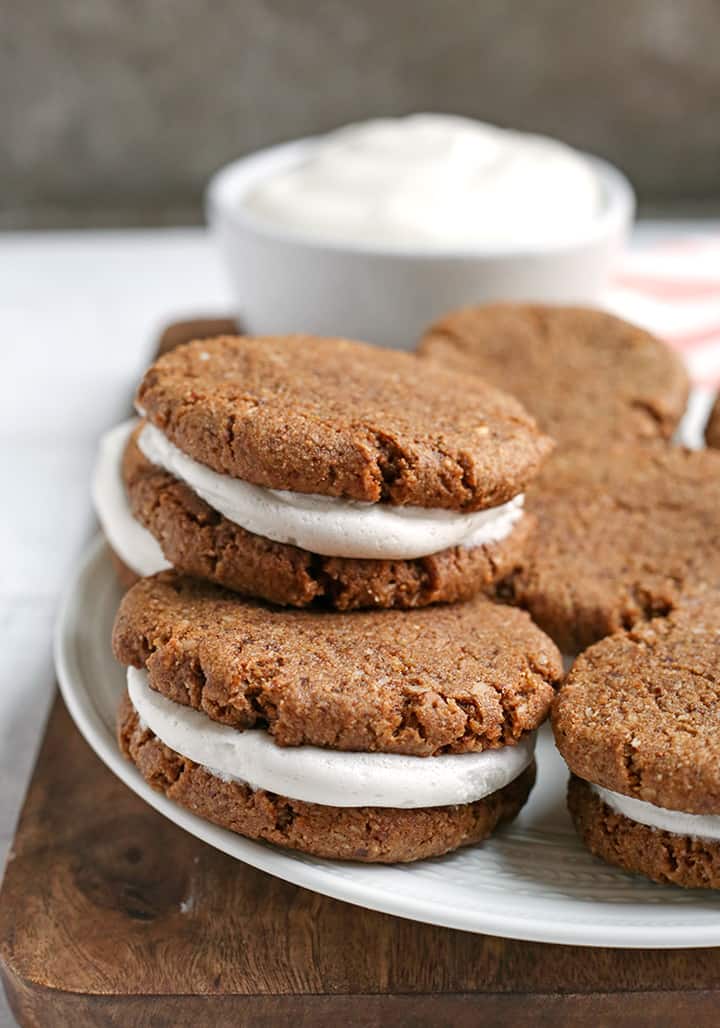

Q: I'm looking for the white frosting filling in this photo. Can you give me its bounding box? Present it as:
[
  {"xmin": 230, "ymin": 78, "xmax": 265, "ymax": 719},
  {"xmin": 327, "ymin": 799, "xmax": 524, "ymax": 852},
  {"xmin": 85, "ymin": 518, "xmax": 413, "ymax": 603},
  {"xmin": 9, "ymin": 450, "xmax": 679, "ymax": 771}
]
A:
[
  {"xmin": 242, "ymin": 114, "xmax": 601, "ymax": 249},
  {"xmin": 92, "ymin": 420, "xmax": 171, "ymax": 577},
  {"xmin": 592, "ymin": 784, "xmax": 720, "ymax": 842},
  {"xmin": 138, "ymin": 421, "xmax": 524, "ymax": 560},
  {"xmin": 128, "ymin": 667, "xmax": 534, "ymax": 809}
]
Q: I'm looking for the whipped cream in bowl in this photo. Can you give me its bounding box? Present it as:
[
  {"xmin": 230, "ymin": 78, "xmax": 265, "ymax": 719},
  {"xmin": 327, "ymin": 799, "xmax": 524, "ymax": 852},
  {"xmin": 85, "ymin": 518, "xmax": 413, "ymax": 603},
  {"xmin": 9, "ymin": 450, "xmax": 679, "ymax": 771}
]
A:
[
  {"xmin": 241, "ymin": 114, "xmax": 602, "ymax": 252},
  {"xmin": 207, "ymin": 114, "xmax": 634, "ymax": 347}
]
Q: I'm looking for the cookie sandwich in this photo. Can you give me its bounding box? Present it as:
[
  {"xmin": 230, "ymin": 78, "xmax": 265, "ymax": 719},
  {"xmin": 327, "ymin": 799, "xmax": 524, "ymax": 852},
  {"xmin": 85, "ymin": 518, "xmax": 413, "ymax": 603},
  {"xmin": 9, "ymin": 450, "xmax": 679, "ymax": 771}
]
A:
[
  {"xmin": 418, "ymin": 305, "xmax": 689, "ymax": 450},
  {"xmin": 554, "ymin": 597, "xmax": 720, "ymax": 888},
  {"xmin": 505, "ymin": 444, "xmax": 720, "ymax": 653},
  {"xmin": 95, "ymin": 334, "xmax": 552, "ymax": 609},
  {"xmin": 113, "ymin": 572, "xmax": 562, "ymax": 862}
]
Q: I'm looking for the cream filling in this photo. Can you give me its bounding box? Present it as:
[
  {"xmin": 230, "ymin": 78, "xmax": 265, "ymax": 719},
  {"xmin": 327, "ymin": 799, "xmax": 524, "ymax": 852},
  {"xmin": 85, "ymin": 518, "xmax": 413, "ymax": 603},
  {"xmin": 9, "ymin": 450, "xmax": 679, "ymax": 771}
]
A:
[
  {"xmin": 592, "ymin": 784, "xmax": 720, "ymax": 842},
  {"xmin": 92, "ymin": 420, "xmax": 170, "ymax": 577},
  {"xmin": 241, "ymin": 114, "xmax": 601, "ymax": 249},
  {"xmin": 138, "ymin": 421, "xmax": 525, "ymax": 560},
  {"xmin": 128, "ymin": 667, "xmax": 534, "ymax": 809}
]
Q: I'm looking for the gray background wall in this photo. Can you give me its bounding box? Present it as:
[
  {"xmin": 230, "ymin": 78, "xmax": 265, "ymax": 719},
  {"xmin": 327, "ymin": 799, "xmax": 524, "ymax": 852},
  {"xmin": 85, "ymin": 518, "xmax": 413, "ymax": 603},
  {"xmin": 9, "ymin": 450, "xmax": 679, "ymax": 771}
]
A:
[{"xmin": 4, "ymin": 0, "xmax": 720, "ymax": 228}]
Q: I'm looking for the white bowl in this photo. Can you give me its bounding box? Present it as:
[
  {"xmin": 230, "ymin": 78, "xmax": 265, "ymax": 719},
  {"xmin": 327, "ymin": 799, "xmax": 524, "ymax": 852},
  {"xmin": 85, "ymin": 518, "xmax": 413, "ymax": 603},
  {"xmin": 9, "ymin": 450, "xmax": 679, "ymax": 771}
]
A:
[{"xmin": 206, "ymin": 137, "xmax": 635, "ymax": 350}]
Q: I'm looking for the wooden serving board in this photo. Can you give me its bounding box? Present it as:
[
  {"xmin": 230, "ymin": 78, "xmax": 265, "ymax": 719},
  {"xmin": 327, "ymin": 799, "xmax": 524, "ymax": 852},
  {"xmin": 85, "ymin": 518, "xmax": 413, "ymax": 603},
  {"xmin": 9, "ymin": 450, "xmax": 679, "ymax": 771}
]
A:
[
  {"xmin": 3, "ymin": 698, "xmax": 720, "ymax": 1027},
  {"xmin": 3, "ymin": 318, "xmax": 720, "ymax": 1026}
]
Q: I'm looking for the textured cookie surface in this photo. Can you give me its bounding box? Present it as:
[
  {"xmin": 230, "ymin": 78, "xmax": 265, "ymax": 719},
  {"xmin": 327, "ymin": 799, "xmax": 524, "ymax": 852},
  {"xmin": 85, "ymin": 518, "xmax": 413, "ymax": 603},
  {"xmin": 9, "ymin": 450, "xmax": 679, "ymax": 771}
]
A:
[
  {"xmin": 136, "ymin": 334, "xmax": 553, "ymax": 510},
  {"xmin": 122, "ymin": 430, "xmax": 534, "ymax": 609},
  {"xmin": 568, "ymin": 777, "xmax": 720, "ymax": 889},
  {"xmin": 419, "ymin": 305, "xmax": 689, "ymax": 449},
  {"xmin": 706, "ymin": 395, "xmax": 720, "ymax": 448},
  {"xmin": 118, "ymin": 696, "xmax": 534, "ymax": 863},
  {"xmin": 113, "ymin": 572, "xmax": 562, "ymax": 756},
  {"xmin": 554, "ymin": 597, "xmax": 720, "ymax": 813},
  {"xmin": 508, "ymin": 444, "xmax": 720, "ymax": 652}
]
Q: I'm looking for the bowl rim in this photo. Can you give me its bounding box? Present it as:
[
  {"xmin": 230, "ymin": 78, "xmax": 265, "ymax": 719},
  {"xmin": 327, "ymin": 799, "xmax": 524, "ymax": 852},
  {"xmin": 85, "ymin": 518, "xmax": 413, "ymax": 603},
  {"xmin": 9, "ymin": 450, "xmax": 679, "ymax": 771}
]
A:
[{"xmin": 205, "ymin": 134, "xmax": 635, "ymax": 262}]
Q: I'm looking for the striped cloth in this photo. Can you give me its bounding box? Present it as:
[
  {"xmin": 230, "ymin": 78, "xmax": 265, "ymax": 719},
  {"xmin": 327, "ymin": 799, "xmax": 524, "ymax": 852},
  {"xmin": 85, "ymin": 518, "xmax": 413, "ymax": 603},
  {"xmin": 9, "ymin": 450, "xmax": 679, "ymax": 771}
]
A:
[{"xmin": 606, "ymin": 237, "xmax": 720, "ymax": 388}]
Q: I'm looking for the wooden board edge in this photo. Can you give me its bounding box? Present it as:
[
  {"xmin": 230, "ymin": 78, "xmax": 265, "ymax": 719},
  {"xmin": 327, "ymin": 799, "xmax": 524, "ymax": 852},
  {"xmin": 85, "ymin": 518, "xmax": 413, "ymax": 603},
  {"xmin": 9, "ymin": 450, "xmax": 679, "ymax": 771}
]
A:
[{"xmin": 2, "ymin": 971, "xmax": 719, "ymax": 1028}]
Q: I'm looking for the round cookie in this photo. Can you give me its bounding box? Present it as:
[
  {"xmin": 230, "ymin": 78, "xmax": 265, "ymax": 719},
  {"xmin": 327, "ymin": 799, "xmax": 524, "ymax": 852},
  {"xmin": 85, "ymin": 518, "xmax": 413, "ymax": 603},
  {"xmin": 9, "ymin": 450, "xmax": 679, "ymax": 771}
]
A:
[
  {"xmin": 506, "ymin": 444, "xmax": 720, "ymax": 653},
  {"xmin": 567, "ymin": 777, "xmax": 720, "ymax": 890},
  {"xmin": 418, "ymin": 305, "xmax": 689, "ymax": 450},
  {"xmin": 118, "ymin": 695, "xmax": 536, "ymax": 863},
  {"xmin": 136, "ymin": 334, "xmax": 553, "ymax": 511},
  {"xmin": 554, "ymin": 598, "xmax": 720, "ymax": 811},
  {"xmin": 122, "ymin": 426, "xmax": 535, "ymax": 609},
  {"xmin": 554, "ymin": 598, "xmax": 720, "ymax": 888},
  {"xmin": 706, "ymin": 394, "xmax": 720, "ymax": 449},
  {"xmin": 113, "ymin": 572, "xmax": 562, "ymax": 757}
]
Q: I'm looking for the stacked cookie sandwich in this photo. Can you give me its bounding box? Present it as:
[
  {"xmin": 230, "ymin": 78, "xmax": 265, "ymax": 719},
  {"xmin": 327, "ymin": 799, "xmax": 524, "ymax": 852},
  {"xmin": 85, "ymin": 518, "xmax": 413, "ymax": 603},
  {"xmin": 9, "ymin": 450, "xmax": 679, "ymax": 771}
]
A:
[
  {"xmin": 553, "ymin": 595, "xmax": 720, "ymax": 888},
  {"xmin": 114, "ymin": 574, "xmax": 560, "ymax": 862},
  {"xmin": 97, "ymin": 336, "xmax": 548, "ymax": 609},
  {"xmin": 103, "ymin": 333, "xmax": 562, "ymax": 862}
]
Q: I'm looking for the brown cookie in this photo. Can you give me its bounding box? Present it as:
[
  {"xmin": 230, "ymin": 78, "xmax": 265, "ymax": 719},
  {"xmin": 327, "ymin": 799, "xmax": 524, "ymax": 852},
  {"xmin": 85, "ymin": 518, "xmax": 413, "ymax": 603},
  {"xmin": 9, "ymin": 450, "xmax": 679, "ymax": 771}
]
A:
[
  {"xmin": 418, "ymin": 305, "xmax": 689, "ymax": 450},
  {"xmin": 118, "ymin": 695, "xmax": 535, "ymax": 863},
  {"xmin": 553, "ymin": 597, "xmax": 720, "ymax": 813},
  {"xmin": 136, "ymin": 334, "xmax": 552, "ymax": 511},
  {"xmin": 113, "ymin": 572, "xmax": 562, "ymax": 757},
  {"xmin": 506, "ymin": 445, "xmax": 720, "ymax": 652},
  {"xmin": 568, "ymin": 777, "xmax": 720, "ymax": 889},
  {"xmin": 122, "ymin": 428, "xmax": 535, "ymax": 609},
  {"xmin": 156, "ymin": 316, "xmax": 239, "ymax": 357},
  {"xmin": 706, "ymin": 394, "xmax": 720, "ymax": 448}
]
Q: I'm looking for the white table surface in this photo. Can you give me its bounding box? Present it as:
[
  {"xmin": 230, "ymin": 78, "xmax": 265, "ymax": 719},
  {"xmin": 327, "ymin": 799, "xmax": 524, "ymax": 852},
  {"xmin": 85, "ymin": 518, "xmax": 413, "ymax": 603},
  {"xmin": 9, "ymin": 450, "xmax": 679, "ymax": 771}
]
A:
[{"xmin": 0, "ymin": 221, "xmax": 718, "ymax": 1025}]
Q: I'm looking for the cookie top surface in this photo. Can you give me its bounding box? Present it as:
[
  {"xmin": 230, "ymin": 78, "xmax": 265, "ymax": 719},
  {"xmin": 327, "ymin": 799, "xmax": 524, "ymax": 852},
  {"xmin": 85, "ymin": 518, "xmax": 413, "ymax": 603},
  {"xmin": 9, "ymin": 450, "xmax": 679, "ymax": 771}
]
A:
[
  {"xmin": 510, "ymin": 444, "xmax": 720, "ymax": 653},
  {"xmin": 553, "ymin": 595, "xmax": 720, "ymax": 814},
  {"xmin": 112, "ymin": 572, "xmax": 562, "ymax": 757},
  {"xmin": 706, "ymin": 395, "xmax": 720, "ymax": 449},
  {"xmin": 419, "ymin": 305, "xmax": 689, "ymax": 449},
  {"xmin": 136, "ymin": 335, "xmax": 553, "ymax": 511}
]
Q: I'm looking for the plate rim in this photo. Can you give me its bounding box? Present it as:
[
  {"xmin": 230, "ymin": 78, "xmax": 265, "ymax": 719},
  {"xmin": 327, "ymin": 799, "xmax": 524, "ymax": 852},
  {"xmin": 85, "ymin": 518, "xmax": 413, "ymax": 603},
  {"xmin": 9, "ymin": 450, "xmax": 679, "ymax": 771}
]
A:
[{"xmin": 54, "ymin": 534, "xmax": 720, "ymax": 949}]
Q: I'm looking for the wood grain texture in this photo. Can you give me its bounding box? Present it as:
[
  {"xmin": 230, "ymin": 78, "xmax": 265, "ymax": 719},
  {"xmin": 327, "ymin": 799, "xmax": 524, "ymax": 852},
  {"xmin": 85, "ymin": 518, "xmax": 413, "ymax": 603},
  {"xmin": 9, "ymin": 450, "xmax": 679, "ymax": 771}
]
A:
[{"xmin": 2, "ymin": 698, "xmax": 720, "ymax": 1026}]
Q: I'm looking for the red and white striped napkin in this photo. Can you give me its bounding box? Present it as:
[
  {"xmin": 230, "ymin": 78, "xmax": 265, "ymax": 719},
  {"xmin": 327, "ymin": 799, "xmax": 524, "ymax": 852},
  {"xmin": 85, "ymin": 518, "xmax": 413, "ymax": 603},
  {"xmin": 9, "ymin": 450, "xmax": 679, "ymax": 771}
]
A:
[{"xmin": 606, "ymin": 237, "xmax": 720, "ymax": 388}]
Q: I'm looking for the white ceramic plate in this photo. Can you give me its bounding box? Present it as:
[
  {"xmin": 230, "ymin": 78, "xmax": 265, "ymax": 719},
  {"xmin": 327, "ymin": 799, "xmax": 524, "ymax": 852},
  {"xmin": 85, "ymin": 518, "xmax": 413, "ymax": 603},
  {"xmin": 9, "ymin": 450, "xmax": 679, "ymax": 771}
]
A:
[{"xmin": 55, "ymin": 535, "xmax": 720, "ymax": 948}]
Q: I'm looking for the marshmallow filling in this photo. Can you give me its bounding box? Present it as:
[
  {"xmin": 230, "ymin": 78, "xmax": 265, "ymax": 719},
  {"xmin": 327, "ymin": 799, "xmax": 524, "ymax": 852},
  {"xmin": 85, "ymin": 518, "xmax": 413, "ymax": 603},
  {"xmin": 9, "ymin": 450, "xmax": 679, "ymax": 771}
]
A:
[
  {"xmin": 93, "ymin": 420, "xmax": 171, "ymax": 577},
  {"xmin": 128, "ymin": 667, "xmax": 534, "ymax": 809},
  {"xmin": 591, "ymin": 783, "xmax": 720, "ymax": 843},
  {"xmin": 138, "ymin": 420, "xmax": 525, "ymax": 561}
]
